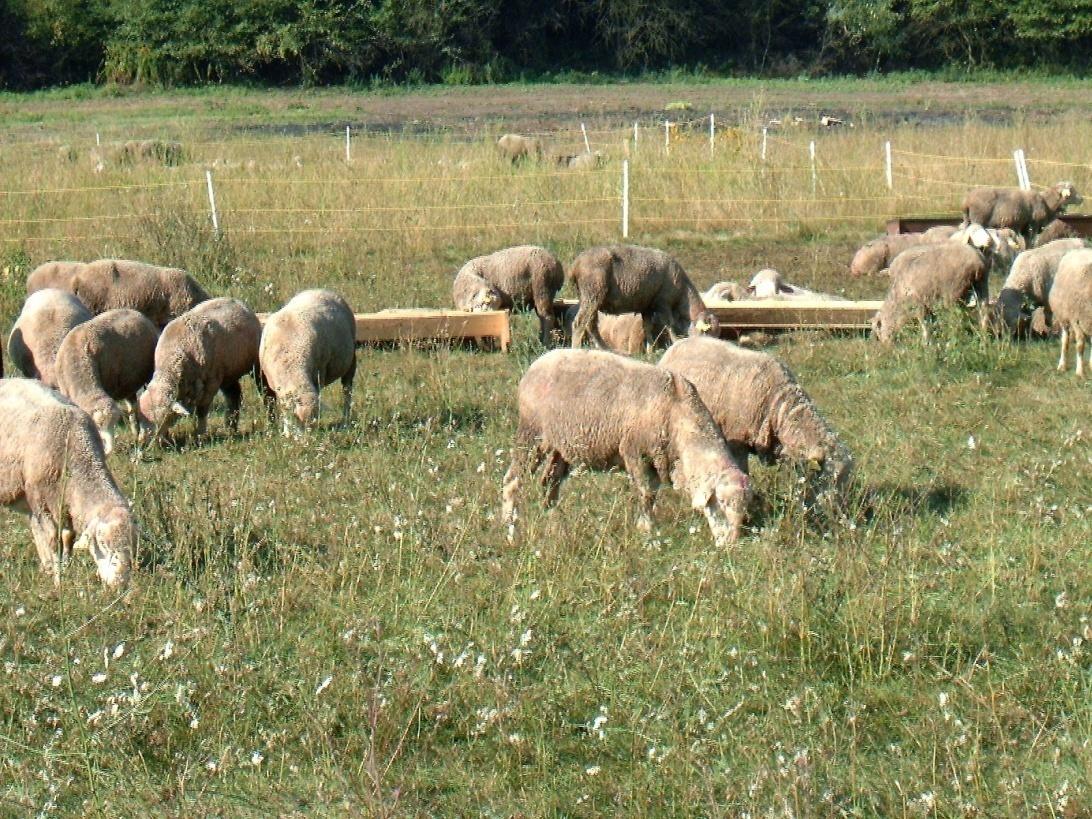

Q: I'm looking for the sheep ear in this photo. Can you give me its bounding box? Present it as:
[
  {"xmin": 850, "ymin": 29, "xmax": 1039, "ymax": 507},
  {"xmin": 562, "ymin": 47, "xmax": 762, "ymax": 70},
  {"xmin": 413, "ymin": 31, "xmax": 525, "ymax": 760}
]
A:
[
  {"xmin": 171, "ymin": 401, "xmax": 190, "ymax": 417},
  {"xmin": 746, "ymin": 285, "xmax": 756, "ymax": 295}
]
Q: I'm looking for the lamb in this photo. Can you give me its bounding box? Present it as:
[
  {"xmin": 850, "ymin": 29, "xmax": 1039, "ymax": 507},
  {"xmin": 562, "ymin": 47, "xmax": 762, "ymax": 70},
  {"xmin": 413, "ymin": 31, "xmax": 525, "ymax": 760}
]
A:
[
  {"xmin": 561, "ymin": 306, "xmax": 647, "ymax": 354},
  {"xmin": 1048, "ymin": 248, "xmax": 1092, "ymax": 376},
  {"xmin": 992, "ymin": 238, "xmax": 1085, "ymax": 335},
  {"xmin": 259, "ymin": 290, "xmax": 357, "ymax": 434},
  {"xmin": 452, "ymin": 246, "xmax": 565, "ymax": 345},
  {"xmin": 53, "ymin": 309, "xmax": 159, "ymax": 455},
  {"xmin": 7, "ymin": 289, "xmax": 93, "ymax": 387},
  {"xmin": 137, "ymin": 298, "xmax": 261, "ymax": 441},
  {"xmin": 0, "ymin": 379, "xmax": 134, "ymax": 587},
  {"xmin": 496, "ymin": 134, "xmax": 544, "ymax": 164},
  {"xmin": 67, "ymin": 258, "xmax": 210, "ymax": 328},
  {"xmin": 747, "ymin": 269, "xmax": 847, "ymax": 301},
  {"xmin": 962, "ymin": 182, "xmax": 1083, "ymax": 244},
  {"xmin": 849, "ymin": 233, "xmax": 932, "ymax": 277},
  {"xmin": 567, "ymin": 244, "xmax": 718, "ymax": 350},
  {"xmin": 501, "ymin": 349, "xmax": 751, "ymax": 545},
  {"xmin": 872, "ymin": 224, "xmax": 994, "ymax": 345},
  {"xmin": 702, "ymin": 281, "xmax": 749, "ymax": 302},
  {"xmin": 1034, "ymin": 219, "xmax": 1080, "ymax": 247},
  {"xmin": 26, "ymin": 260, "xmax": 88, "ymax": 294},
  {"xmin": 658, "ymin": 336, "xmax": 853, "ymax": 504}
]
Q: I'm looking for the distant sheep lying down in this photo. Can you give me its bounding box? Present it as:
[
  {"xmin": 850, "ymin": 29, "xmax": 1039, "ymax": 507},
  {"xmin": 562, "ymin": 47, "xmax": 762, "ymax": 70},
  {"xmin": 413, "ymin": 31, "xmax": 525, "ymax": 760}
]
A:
[
  {"xmin": 963, "ymin": 182, "xmax": 1082, "ymax": 243},
  {"xmin": 746, "ymin": 269, "xmax": 848, "ymax": 301},
  {"xmin": 659, "ymin": 336, "xmax": 853, "ymax": 505},
  {"xmin": 53, "ymin": 309, "xmax": 159, "ymax": 455},
  {"xmin": 702, "ymin": 281, "xmax": 749, "ymax": 302},
  {"xmin": 872, "ymin": 225, "xmax": 994, "ymax": 344},
  {"xmin": 0, "ymin": 379, "xmax": 134, "ymax": 587},
  {"xmin": 992, "ymin": 238, "xmax": 1085, "ymax": 336},
  {"xmin": 259, "ymin": 289, "xmax": 357, "ymax": 434},
  {"xmin": 452, "ymin": 245, "xmax": 565, "ymax": 344},
  {"xmin": 1049, "ymin": 248, "xmax": 1092, "ymax": 376},
  {"xmin": 137, "ymin": 298, "xmax": 261, "ymax": 442},
  {"xmin": 502, "ymin": 349, "xmax": 751, "ymax": 545},
  {"xmin": 7, "ymin": 289, "xmax": 93, "ymax": 387}
]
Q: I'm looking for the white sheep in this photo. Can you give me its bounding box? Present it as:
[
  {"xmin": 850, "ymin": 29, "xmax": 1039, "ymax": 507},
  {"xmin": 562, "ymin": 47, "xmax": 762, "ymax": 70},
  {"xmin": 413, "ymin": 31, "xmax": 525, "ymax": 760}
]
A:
[
  {"xmin": 1049, "ymin": 248, "xmax": 1092, "ymax": 376},
  {"xmin": 0, "ymin": 379, "xmax": 134, "ymax": 587},
  {"xmin": 67, "ymin": 259, "xmax": 210, "ymax": 328},
  {"xmin": 746, "ymin": 269, "xmax": 847, "ymax": 301},
  {"xmin": 259, "ymin": 290, "xmax": 357, "ymax": 434},
  {"xmin": 7, "ymin": 289, "xmax": 93, "ymax": 387},
  {"xmin": 992, "ymin": 238, "xmax": 1084, "ymax": 335}
]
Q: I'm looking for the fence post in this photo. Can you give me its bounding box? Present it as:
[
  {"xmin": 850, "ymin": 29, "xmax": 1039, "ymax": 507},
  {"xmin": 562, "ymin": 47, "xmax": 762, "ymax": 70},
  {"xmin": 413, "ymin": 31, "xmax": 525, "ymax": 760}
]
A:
[
  {"xmin": 809, "ymin": 140, "xmax": 817, "ymax": 195},
  {"xmin": 760, "ymin": 127, "xmax": 767, "ymax": 163},
  {"xmin": 1021, "ymin": 150, "xmax": 1032, "ymax": 190},
  {"xmin": 622, "ymin": 159, "xmax": 630, "ymax": 239},
  {"xmin": 581, "ymin": 122, "xmax": 591, "ymax": 153},
  {"xmin": 1013, "ymin": 148, "xmax": 1030, "ymax": 190},
  {"xmin": 709, "ymin": 113, "xmax": 715, "ymax": 157},
  {"xmin": 633, "ymin": 122, "xmax": 638, "ymax": 149},
  {"xmin": 95, "ymin": 132, "xmax": 100, "ymax": 147},
  {"xmin": 664, "ymin": 121, "xmax": 671, "ymax": 153},
  {"xmin": 884, "ymin": 140, "xmax": 893, "ymax": 190},
  {"xmin": 205, "ymin": 169, "xmax": 220, "ymax": 237},
  {"xmin": 345, "ymin": 125, "xmax": 351, "ymax": 162}
]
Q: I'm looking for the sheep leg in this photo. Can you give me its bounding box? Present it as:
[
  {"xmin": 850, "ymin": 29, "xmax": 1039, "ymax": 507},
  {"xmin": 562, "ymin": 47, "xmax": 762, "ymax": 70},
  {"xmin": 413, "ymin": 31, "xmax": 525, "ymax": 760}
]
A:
[
  {"xmin": 1076, "ymin": 330, "xmax": 1087, "ymax": 378},
  {"xmin": 620, "ymin": 441, "xmax": 658, "ymax": 533},
  {"xmin": 28, "ymin": 511, "xmax": 61, "ymax": 585},
  {"xmin": 1058, "ymin": 327, "xmax": 1070, "ymax": 372},
  {"xmin": 540, "ymin": 450, "xmax": 570, "ymax": 508},
  {"xmin": 194, "ymin": 409, "xmax": 209, "ymax": 438},
  {"xmin": 572, "ymin": 301, "xmax": 607, "ymax": 350},
  {"xmin": 221, "ymin": 381, "xmax": 243, "ymax": 432},
  {"xmin": 340, "ymin": 365, "xmax": 355, "ymax": 426},
  {"xmin": 501, "ymin": 439, "xmax": 546, "ymax": 527}
]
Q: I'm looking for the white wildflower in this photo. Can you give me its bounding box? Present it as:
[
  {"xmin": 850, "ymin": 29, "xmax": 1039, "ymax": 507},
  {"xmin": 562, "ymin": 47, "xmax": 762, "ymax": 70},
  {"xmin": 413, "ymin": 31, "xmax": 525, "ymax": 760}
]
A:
[
  {"xmin": 250, "ymin": 751, "xmax": 264, "ymax": 766},
  {"xmin": 585, "ymin": 765, "xmax": 601, "ymax": 776},
  {"xmin": 91, "ymin": 673, "xmax": 107, "ymax": 685},
  {"xmin": 51, "ymin": 675, "xmax": 63, "ymax": 688},
  {"xmin": 159, "ymin": 640, "xmax": 174, "ymax": 661},
  {"xmin": 112, "ymin": 642, "xmax": 126, "ymax": 660},
  {"xmin": 315, "ymin": 675, "xmax": 333, "ymax": 696}
]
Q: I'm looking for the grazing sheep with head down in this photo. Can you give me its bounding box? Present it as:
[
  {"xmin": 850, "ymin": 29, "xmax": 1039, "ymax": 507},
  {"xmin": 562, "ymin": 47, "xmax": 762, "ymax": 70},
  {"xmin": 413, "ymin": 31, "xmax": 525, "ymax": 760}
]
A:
[
  {"xmin": 991, "ymin": 238, "xmax": 1085, "ymax": 335},
  {"xmin": 561, "ymin": 305, "xmax": 647, "ymax": 354},
  {"xmin": 872, "ymin": 225, "xmax": 994, "ymax": 345},
  {"xmin": 8, "ymin": 289, "xmax": 93, "ymax": 387},
  {"xmin": 952, "ymin": 226, "xmax": 1025, "ymax": 276},
  {"xmin": 1034, "ymin": 219, "xmax": 1080, "ymax": 247},
  {"xmin": 0, "ymin": 379, "xmax": 134, "ymax": 587},
  {"xmin": 568, "ymin": 244, "xmax": 717, "ymax": 350},
  {"xmin": 68, "ymin": 259, "xmax": 210, "ymax": 328},
  {"xmin": 962, "ymin": 182, "xmax": 1082, "ymax": 244},
  {"xmin": 501, "ymin": 349, "xmax": 751, "ymax": 545},
  {"xmin": 53, "ymin": 309, "xmax": 159, "ymax": 455},
  {"xmin": 137, "ymin": 298, "xmax": 261, "ymax": 442},
  {"xmin": 26, "ymin": 260, "xmax": 88, "ymax": 295},
  {"xmin": 496, "ymin": 134, "xmax": 544, "ymax": 164},
  {"xmin": 659, "ymin": 336, "xmax": 853, "ymax": 504},
  {"xmin": 849, "ymin": 233, "xmax": 934, "ymax": 277},
  {"xmin": 1048, "ymin": 248, "xmax": 1092, "ymax": 376},
  {"xmin": 259, "ymin": 289, "xmax": 357, "ymax": 434},
  {"xmin": 702, "ymin": 281, "xmax": 748, "ymax": 302},
  {"xmin": 452, "ymin": 246, "xmax": 565, "ymax": 344}
]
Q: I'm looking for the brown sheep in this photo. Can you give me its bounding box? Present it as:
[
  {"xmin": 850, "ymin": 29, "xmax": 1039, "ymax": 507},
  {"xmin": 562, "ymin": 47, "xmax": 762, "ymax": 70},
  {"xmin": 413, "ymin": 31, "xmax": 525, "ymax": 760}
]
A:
[
  {"xmin": 496, "ymin": 134, "xmax": 544, "ymax": 164},
  {"xmin": 561, "ymin": 305, "xmax": 647, "ymax": 354},
  {"xmin": 659, "ymin": 337, "xmax": 853, "ymax": 504},
  {"xmin": 1049, "ymin": 248, "xmax": 1092, "ymax": 376},
  {"xmin": 53, "ymin": 309, "xmax": 159, "ymax": 454},
  {"xmin": 0, "ymin": 379, "xmax": 134, "ymax": 587},
  {"xmin": 991, "ymin": 238, "xmax": 1084, "ymax": 335},
  {"xmin": 962, "ymin": 182, "xmax": 1082, "ymax": 244},
  {"xmin": 7, "ymin": 289, "xmax": 93, "ymax": 387},
  {"xmin": 259, "ymin": 289, "xmax": 357, "ymax": 434},
  {"xmin": 849, "ymin": 233, "xmax": 932, "ymax": 277},
  {"xmin": 1034, "ymin": 219, "xmax": 1081, "ymax": 247},
  {"xmin": 26, "ymin": 260, "xmax": 87, "ymax": 294},
  {"xmin": 568, "ymin": 245, "xmax": 717, "ymax": 350},
  {"xmin": 68, "ymin": 259, "xmax": 210, "ymax": 328},
  {"xmin": 872, "ymin": 225, "xmax": 993, "ymax": 345},
  {"xmin": 452, "ymin": 246, "xmax": 565, "ymax": 345},
  {"xmin": 136, "ymin": 298, "xmax": 261, "ymax": 441},
  {"xmin": 501, "ymin": 349, "xmax": 751, "ymax": 545}
]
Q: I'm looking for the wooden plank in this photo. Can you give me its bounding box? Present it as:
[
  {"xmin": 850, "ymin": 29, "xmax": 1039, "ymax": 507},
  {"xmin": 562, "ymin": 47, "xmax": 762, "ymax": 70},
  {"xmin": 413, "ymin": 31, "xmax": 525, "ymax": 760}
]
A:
[
  {"xmin": 707, "ymin": 299, "xmax": 882, "ymax": 330},
  {"xmin": 257, "ymin": 309, "xmax": 511, "ymax": 351},
  {"xmin": 887, "ymin": 213, "xmax": 1092, "ymax": 236}
]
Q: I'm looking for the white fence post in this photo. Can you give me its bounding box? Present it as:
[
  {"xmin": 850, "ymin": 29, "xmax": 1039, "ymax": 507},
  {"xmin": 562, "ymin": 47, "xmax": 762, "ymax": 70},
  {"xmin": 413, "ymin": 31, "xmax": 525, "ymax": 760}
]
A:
[
  {"xmin": 1013, "ymin": 148, "xmax": 1030, "ymax": 190},
  {"xmin": 760, "ymin": 127, "xmax": 768, "ymax": 163},
  {"xmin": 581, "ymin": 122, "xmax": 591, "ymax": 153},
  {"xmin": 95, "ymin": 132, "xmax": 100, "ymax": 147},
  {"xmin": 664, "ymin": 121, "xmax": 671, "ymax": 153},
  {"xmin": 709, "ymin": 113, "xmax": 715, "ymax": 157},
  {"xmin": 622, "ymin": 159, "xmax": 630, "ymax": 239},
  {"xmin": 345, "ymin": 125, "xmax": 351, "ymax": 162},
  {"xmin": 884, "ymin": 140, "xmax": 893, "ymax": 190},
  {"xmin": 205, "ymin": 169, "xmax": 220, "ymax": 237},
  {"xmin": 1022, "ymin": 150, "xmax": 1032, "ymax": 190},
  {"xmin": 633, "ymin": 122, "xmax": 639, "ymax": 148},
  {"xmin": 809, "ymin": 140, "xmax": 817, "ymax": 195}
]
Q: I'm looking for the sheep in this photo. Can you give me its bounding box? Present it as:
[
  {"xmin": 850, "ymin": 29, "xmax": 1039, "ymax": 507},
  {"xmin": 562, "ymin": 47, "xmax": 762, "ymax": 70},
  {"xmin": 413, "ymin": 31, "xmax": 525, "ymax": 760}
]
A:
[
  {"xmin": 658, "ymin": 336, "xmax": 853, "ymax": 504},
  {"xmin": 137, "ymin": 297, "xmax": 261, "ymax": 441},
  {"xmin": 872, "ymin": 224, "xmax": 994, "ymax": 345},
  {"xmin": 26, "ymin": 260, "xmax": 87, "ymax": 294},
  {"xmin": 746, "ymin": 269, "xmax": 847, "ymax": 301},
  {"xmin": 67, "ymin": 258, "xmax": 210, "ymax": 328},
  {"xmin": 566, "ymin": 151, "xmax": 602, "ymax": 170},
  {"xmin": 121, "ymin": 140, "xmax": 184, "ymax": 166},
  {"xmin": 922, "ymin": 225, "xmax": 959, "ymax": 242},
  {"xmin": 0, "ymin": 379, "xmax": 134, "ymax": 587},
  {"xmin": 962, "ymin": 182, "xmax": 1083, "ymax": 244},
  {"xmin": 702, "ymin": 281, "xmax": 749, "ymax": 303},
  {"xmin": 452, "ymin": 246, "xmax": 565, "ymax": 345},
  {"xmin": 7, "ymin": 289, "xmax": 93, "ymax": 387},
  {"xmin": 496, "ymin": 134, "xmax": 544, "ymax": 164},
  {"xmin": 1048, "ymin": 248, "xmax": 1092, "ymax": 376},
  {"xmin": 1034, "ymin": 219, "xmax": 1080, "ymax": 247},
  {"xmin": 53, "ymin": 309, "xmax": 159, "ymax": 455},
  {"xmin": 991, "ymin": 238, "xmax": 1085, "ymax": 335},
  {"xmin": 259, "ymin": 290, "xmax": 357, "ymax": 434},
  {"xmin": 849, "ymin": 232, "xmax": 933, "ymax": 277},
  {"xmin": 567, "ymin": 244, "xmax": 718, "ymax": 350},
  {"xmin": 500, "ymin": 349, "xmax": 751, "ymax": 545},
  {"xmin": 951, "ymin": 226, "xmax": 1025, "ymax": 276},
  {"xmin": 561, "ymin": 305, "xmax": 647, "ymax": 354}
]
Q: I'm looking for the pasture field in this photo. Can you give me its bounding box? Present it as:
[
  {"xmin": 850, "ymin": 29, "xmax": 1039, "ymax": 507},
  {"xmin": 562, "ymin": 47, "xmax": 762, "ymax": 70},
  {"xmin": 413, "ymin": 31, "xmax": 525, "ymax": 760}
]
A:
[{"xmin": 1, "ymin": 81, "xmax": 1091, "ymax": 816}]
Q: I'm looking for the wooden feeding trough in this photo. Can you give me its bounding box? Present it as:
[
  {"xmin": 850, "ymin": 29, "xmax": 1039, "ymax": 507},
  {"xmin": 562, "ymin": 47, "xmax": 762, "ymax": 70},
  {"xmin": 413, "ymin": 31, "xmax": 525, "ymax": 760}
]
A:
[
  {"xmin": 886, "ymin": 214, "xmax": 1092, "ymax": 237},
  {"xmin": 705, "ymin": 299, "xmax": 882, "ymax": 331},
  {"xmin": 258, "ymin": 308, "xmax": 512, "ymax": 351}
]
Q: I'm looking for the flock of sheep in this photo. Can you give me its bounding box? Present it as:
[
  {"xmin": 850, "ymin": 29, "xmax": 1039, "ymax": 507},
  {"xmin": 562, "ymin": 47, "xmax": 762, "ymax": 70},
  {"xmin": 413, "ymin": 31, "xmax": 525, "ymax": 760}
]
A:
[{"xmin": 2, "ymin": 171, "xmax": 1089, "ymax": 590}]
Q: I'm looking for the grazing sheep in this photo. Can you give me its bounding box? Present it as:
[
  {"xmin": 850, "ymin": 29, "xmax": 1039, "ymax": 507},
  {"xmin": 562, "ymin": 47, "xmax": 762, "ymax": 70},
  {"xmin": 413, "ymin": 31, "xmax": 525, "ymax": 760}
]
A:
[
  {"xmin": 702, "ymin": 281, "xmax": 748, "ymax": 302},
  {"xmin": 0, "ymin": 379, "xmax": 134, "ymax": 587},
  {"xmin": 53, "ymin": 309, "xmax": 159, "ymax": 454},
  {"xmin": 137, "ymin": 298, "xmax": 261, "ymax": 441},
  {"xmin": 747, "ymin": 269, "xmax": 847, "ymax": 301},
  {"xmin": 259, "ymin": 290, "xmax": 357, "ymax": 434},
  {"xmin": 26, "ymin": 260, "xmax": 87, "ymax": 294},
  {"xmin": 872, "ymin": 225, "xmax": 994, "ymax": 345},
  {"xmin": 951, "ymin": 226, "xmax": 1025, "ymax": 276},
  {"xmin": 1035, "ymin": 219, "xmax": 1080, "ymax": 247},
  {"xmin": 992, "ymin": 238, "xmax": 1085, "ymax": 334},
  {"xmin": 7, "ymin": 289, "xmax": 93, "ymax": 387},
  {"xmin": 922, "ymin": 225, "xmax": 959, "ymax": 242},
  {"xmin": 121, "ymin": 139, "xmax": 184, "ymax": 166},
  {"xmin": 1049, "ymin": 248, "xmax": 1092, "ymax": 376},
  {"xmin": 496, "ymin": 134, "xmax": 544, "ymax": 164},
  {"xmin": 659, "ymin": 336, "xmax": 852, "ymax": 503},
  {"xmin": 452, "ymin": 246, "xmax": 565, "ymax": 345},
  {"xmin": 561, "ymin": 305, "xmax": 647, "ymax": 354},
  {"xmin": 566, "ymin": 151, "xmax": 602, "ymax": 170},
  {"xmin": 962, "ymin": 182, "xmax": 1083, "ymax": 244},
  {"xmin": 68, "ymin": 258, "xmax": 210, "ymax": 328},
  {"xmin": 849, "ymin": 232, "xmax": 932, "ymax": 277},
  {"xmin": 568, "ymin": 244, "xmax": 717, "ymax": 350},
  {"xmin": 501, "ymin": 349, "xmax": 751, "ymax": 544}
]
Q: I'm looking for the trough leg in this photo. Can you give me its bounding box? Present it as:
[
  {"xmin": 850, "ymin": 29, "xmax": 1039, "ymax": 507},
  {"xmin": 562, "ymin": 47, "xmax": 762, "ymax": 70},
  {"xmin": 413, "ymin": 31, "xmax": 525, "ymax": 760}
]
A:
[{"xmin": 1058, "ymin": 327, "xmax": 1070, "ymax": 372}]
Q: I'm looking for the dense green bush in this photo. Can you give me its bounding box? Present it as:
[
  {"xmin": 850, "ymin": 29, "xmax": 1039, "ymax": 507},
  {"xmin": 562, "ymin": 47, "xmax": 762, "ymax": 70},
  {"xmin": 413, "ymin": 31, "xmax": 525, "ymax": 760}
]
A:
[{"xmin": 2, "ymin": 0, "xmax": 1092, "ymax": 88}]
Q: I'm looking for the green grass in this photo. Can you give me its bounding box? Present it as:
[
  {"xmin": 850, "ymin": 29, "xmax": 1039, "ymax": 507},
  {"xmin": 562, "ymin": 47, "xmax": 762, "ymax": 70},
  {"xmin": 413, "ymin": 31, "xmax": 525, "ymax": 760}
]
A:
[{"xmin": 1, "ymin": 87, "xmax": 1091, "ymax": 816}]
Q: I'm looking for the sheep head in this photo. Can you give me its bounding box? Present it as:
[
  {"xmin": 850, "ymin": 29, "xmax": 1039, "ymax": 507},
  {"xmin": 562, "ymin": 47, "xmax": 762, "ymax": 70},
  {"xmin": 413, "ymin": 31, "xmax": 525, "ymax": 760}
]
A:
[
  {"xmin": 470, "ymin": 284, "xmax": 506, "ymax": 312},
  {"xmin": 77, "ymin": 507, "xmax": 134, "ymax": 588},
  {"xmin": 89, "ymin": 401, "xmax": 123, "ymax": 455},
  {"xmin": 1055, "ymin": 182, "xmax": 1082, "ymax": 207},
  {"xmin": 747, "ymin": 269, "xmax": 791, "ymax": 299},
  {"xmin": 689, "ymin": 311, "xmax": 720, "ymax": 338},
  {"xmin": 692, "ymin": 471, "xmax": 751, "ymax": 547},
  {"xmin": 279, "ymin": 387, "xmax": 320, "ymax": 434},
  {"xmin": 136, "ymin": 382, "xmax": 187, "ymax": 443},
  {"xmin": 960, "ymin": 224, "xmax": 994, "ymax": 256}
]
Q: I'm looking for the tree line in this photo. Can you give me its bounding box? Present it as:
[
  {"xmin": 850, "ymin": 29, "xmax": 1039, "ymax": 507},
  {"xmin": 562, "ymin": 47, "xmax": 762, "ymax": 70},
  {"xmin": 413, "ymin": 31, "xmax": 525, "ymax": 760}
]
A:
[{"xmin": 2, "ymin": 0, "xmax": 1090, "ymax": 90}]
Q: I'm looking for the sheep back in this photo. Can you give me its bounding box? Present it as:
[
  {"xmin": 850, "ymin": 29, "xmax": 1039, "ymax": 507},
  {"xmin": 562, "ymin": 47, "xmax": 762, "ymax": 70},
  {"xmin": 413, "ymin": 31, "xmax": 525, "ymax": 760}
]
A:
[
  {"xmin": 26, "ymin": 261, "xmax": 87, "ymax": 295},
  {"xmin": 70, "ymin": 259, "xmax": 210, "ymax": 327},
  {"xmin": 7, "ymin": 289, "xmax": 93, "ymax": 386},
  {"xmin": 1049, "ymin": 249, "xmax": 1092, "ymax": 333},
  {"xmin": 54, "ymin": 309, "xmax": 158, "ymax": 413},
  {"xmin": 259, "ymin": 289, "xmax": 356, "ymax": 398}
]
